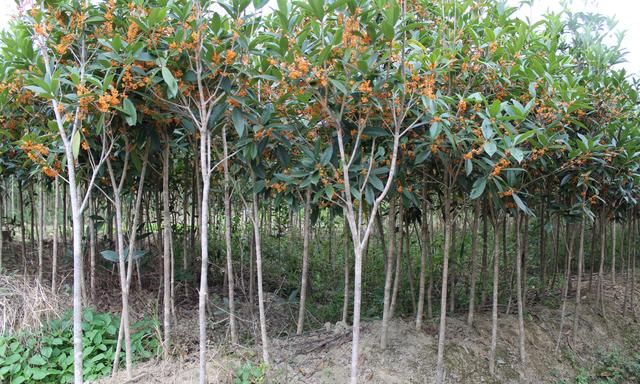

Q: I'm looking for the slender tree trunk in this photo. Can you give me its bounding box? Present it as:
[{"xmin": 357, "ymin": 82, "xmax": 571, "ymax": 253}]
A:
[
  {"xmin": 342, "ymin": 221, "xmax": 350, "ymax": 324},
  {"xmin": 19, "ymin": 183, "xmax": 26, "ymax": 275},
  {"xmin": 611, "ymin": 221, "xmax": 616, "ymax": 285},
  {"xmin": 539, "ymin": 200, "xmax": 546, "ymax": 285},
  {"xmin": 88, "ymin": 193, "xmax": 96, "ymax": 302},
  {"xmin": 480, "ymin": 207, "xmax": 489, "ymax": 307},
  {"xmin": 427, "ymin": 211, "xmax": 434, "ymax": 319},
  {"xmin": 406, "ymin": 222, "xmax": 416, "ymax": 314},
  {"xmin": 52, "ymin": 179, "xmax": 59, "ymax": 293},
  {"xmin": 596, "ymin": 209, "xmax": 607, "ymax": 314},
  {"xmin": 0, "ymin": 187, "xmax": 3, "ymax": 272},
  {"xmin": 435, "ymin": 190, "xmax": 453, "ymax": 384},
  {"xmin": 588, "ymin": 221, "xmax": 597, "ymax": 292},
  {"xmin": 162, "ymin": 136, "xmax": 172, "ymax": 358},
  {"xmin": 251, "ymin": 183, "xmax": 270, "ymax": 364},
  {"xmin": 515, "ymin": 211, "xmax": 526, "ymax": 364},
  {"xmin": 416, "ymin": 198, "xmax": 429, "ymax": 329},
  {"xmin": 489, "ymin": 213, "xmax": 500, "ymax": 375},
  {"xmin": 522, "ymin": 215, "xmax": 529, "ymax": 313},
  {"xmin": 556, "ymin": 221, "xmax": 576, "ymax": 352},
  {"xmin": 37, "ymin": 178, "xmax": 44, "ymax": 284},
  {"xmin": 63, "ymin": 183, "xmax": 68, "ymax": 248},
  {"xmin": 390, "ymin": 202, "xmax": 405, "ymax": 318},
  {"xmin": 297, "ymin": 187, "xmax": 312, "ymax": 335},
  {"xmin": 198, "ymin": 129, "xmax": 211, "ymax": 384},
  {"xmin": 467, "ymin": 200, "xmax": 481, "ymax": 326},
  {"xmin": 381, "ymin": 196, "xmax": 397, "ymax": 349},
  {"xmin": 222, "ymin": 127, "xmax": 238, "ymax": 344},
  {"xmin": 572, "ymin": 217, "xmax": 586, "ymax": 345}
]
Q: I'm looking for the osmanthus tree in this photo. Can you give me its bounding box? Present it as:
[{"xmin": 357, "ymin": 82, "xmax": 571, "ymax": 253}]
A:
[
  {"xmin": 260, "ymin": 0, "xmax": 426, "ymax": 381},
  {"xmin": 16, "ymin": 3, "xmax": 121, "ymax": 382}
]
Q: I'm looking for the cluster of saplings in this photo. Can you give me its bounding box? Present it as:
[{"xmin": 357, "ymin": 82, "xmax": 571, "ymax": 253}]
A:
[{"xmin": 0, "ymin": 0, "xmax": 638, "ymax": 383}]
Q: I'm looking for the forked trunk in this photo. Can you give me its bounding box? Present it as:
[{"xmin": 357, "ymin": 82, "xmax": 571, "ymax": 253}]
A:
[{"xmin": 435, "ymin": 190, "xmax": 453, "ymax": 384}]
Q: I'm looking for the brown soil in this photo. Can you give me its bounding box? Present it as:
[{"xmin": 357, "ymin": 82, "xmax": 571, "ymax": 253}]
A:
[{"xmin": 95, "ymin": 275, "xmax": 640, "ymax": 384}]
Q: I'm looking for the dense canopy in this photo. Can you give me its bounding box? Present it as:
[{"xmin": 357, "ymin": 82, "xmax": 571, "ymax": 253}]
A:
[{"xmin": 0, "ymin": 0, "xmax": 639, "ymax": 383}]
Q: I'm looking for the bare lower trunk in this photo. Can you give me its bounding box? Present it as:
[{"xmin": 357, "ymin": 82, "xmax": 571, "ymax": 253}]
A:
[
  {"xmin": 88, "ymin": 194, "xmax": 96, "ymax": 301},
  {"xmin": 162, "ymin": 137, "xmax": 172, "ymax": 358},
  {"xmin": 222, "ymin": 126, "xmax": 238, "ymax": 344},
  {"xmin": 297, "ymin": 187, "xmax": 312, "ymax": 335},
  {"xmin": 198, "ymin": 130, "xmax": 211, "ymax": 384},
  {"xmin": 515, "ymin": 211, "xmax": 526, "ymax": 363},
  {"xmin": 416, "ymin": 198, "xmax": 429, "ymax": 329},
  {"xmin": 390, "ymin": 202, "xmax": 404, "ymax": 318},
  {"xmin": 381, "ymin": 196, "xmax": 397, "ymax": 349},
  {"xmin": 611, "ymin": 221, "xmax": 616, "ymax": 285},
  {"xmin": 467, "ymin": 200, "xmax": 481, "ymax": 326},
  {"xmin": 252, "ymin": 187, "xmax": 270, "ymax": 364},
  {"xmin": 435, "ymin": 192, "xmax": 453, "ymax": 384},
  {"xmin": 52, "ymin": 179, "xmax": 59, "ymax": 293},
  {"xmin": 489, "ymin": 213, "xmax": 500, "ymax": 375},
  {"xmin": 572, "ymin": 217, "xmax": 586, "ymax": 345},
  {"xmin": 555, "ymin": 220, "xmax": 575, "ymax": 352},
  {"xmin": 596, "ymin": 210, "xmax": 607, "ymax": 311},
  {"xmin": 342, "ymin": 222, "xmax": 350, "ymax": 324},
  {"xmin": 37, "ymin": 178, "xmax": 45, "ymax": 284}
]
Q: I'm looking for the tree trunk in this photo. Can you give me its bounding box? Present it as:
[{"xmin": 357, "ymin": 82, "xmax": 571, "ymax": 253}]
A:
[
  {"xmin": 611, "ymin": 221, "xmax": 616, "ymax": 285},
  {"xmin": 19, "ymin": 183, "xmax": 26, "ymax": 275},
  {"xmin": 572, "ymin": 217, "xmax": 586, "ymax": 345},
  {"xmin": 539, "ymin": 200, "xmax": 546, "ymax": 285},
  {"xmin": 222, "ymin": 126, "xmax": 238, "ymax": 344},
  {"xmin": 515, "ymin": 211, "xmax": 526, "ymax": 363},
  {"xmin": 489, "ymin": 212, "xmax": 500, "ymax": 375},
  {"xmin": 251, "ymin": 182, "xmax": 270, "ymax": 364},
  {"xmin": 198, "ymin": 129, "xmax": 211, "ymax": 384},
  {"xmin": 52, "ymin": 179, "xmax": 59, "ymax": 293},
  {"xmin": 88, "ymin": 193, "xmax": 96, "ymax": 302},
  {"xmin": 162, "ymin": 136, "xmax": 173, "ymax": 358},
  {"xmin": 416, "ymin": 198, "xmax": 429, "ymax": 329},
  {"xmin": 596, "ymin": 209, "xmax": 607, "ymax": 314},
  {"xmin": 467, "ymin": 200, "xmax": 481, "ymax": 326},
  {"xmin": 381, "ymin": 196, "xmax": 397, "ymax": 349},
  {"xmin": 435, "ymin": 191, "xmax": 453, "ymax": 384},
  {"xmin": 390, "ymin": 202, "xmax": 405, "ymax": 318},
  {"xmin": 37, "ymin": 177, "xmax": 45, "ymax": 284},
  {"xmin": 296, "ymin": 187, "xmax": 312, "ymax": 335},
  {"xmin": 480, "ymin": 205, "xmax": 489, "ymax": 307},
  {"xmin": 556, "ymin": 220, "xmax": 576, "ymax": 352},
  {"xmin": 342, "ymin": 221, "xmax": 350, "ymax": 324}
]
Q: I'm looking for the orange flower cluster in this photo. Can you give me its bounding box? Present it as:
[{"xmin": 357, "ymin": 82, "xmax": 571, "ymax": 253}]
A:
[
  {"xmin": 55, "ymin": 34, "xmax": 75, "ymax": 55},
  {"xmin": 97, "ymin": 88, "xmax": 121, "ymax": 113},
  {"xmin": 457, "ymin": 99, "xmax": 467, "ymax": 115},
  {"xmin": 358, "ymin": 80, "xmax": 373, "ymax": 102},
  {"xmin": 270, "ymin": 182, "xmax": 287, "ymax": 193},
  {"xmin": 498, "ymin": 189, "xmax": 513, "ymax": 198},
  {"xmin": 225, "ymin": 49, "xmax": 237, "ymax": 65},
  {"xmin": 491, "ymin": 158, "xmax": 510, "ymax": 177},
  {"xmin": 408, "ymin": 73, "xmax": 436, "ymax": 99},
  {"xmin": 126, "ymin": 22, "xmax": 139, "ymax": 43},
  {"xmin": 530, "ymin": 148, "xmax": 546, "ymax": 161},
  {"xmin": 285, "ymin": 55, "xmax": 311, "ymax": 80},
  {"xmin": 42, "ymin": 166, "xmax": 58, "ymax": 178},
  {"xmin": 463, "ymin": 146, "xmax": 483, "ymax": 160}
]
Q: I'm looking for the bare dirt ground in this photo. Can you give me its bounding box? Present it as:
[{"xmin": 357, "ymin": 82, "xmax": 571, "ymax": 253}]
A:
[{"xmin": 95, "ymin": 275, "xmax": 640, "ymax": 384}]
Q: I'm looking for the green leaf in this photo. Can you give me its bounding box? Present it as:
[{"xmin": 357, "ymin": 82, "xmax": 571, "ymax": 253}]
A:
[
  {"xmin": 309, "ymin": 0, "xmax": 324, "ymax": 19},
  {"xmin": 511, "ymin": 147, "xmax": 524, "ymax": 163},
  {"xmin": 161, "ymin": 67, "xmax": 178, "ymax": 99},
  {"xmin": 470, "ymin": 177, "xmax": 487, "ymax": 200},
  {"xmin": 232, "ymin": 109, "xmax": 245, "ymax": 137},
  {"xmin": 329, "ymin": 78, "xmax": 348, "ymax": 95},
  {"xmin": 368, "ymin": 174, "xmax": 384, "ymax": 191},
  {"xmin": 512, "ymin": 193, "xmax": 530, "ymax": 214},
  {"xmin": 320, "ymin": 146, "xmax": 333, "ymax": 165},
  {"xmin": 29, "ymin": 354, "xmax": 47, "ymax": 366},
  {"xmin": 465, "ymin": 159, "xmax": 473, "ymax": 176},
  {"xmin": 123, "ymin": 98, "xmax": 137, "ymax": 126},
  {"xmin": 71, "ymin": 130, "xmax": 81, "ymax": 160},
  {"xmin": 484, "ymin": 141, "xmax": 497, "ymax": 157}
]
